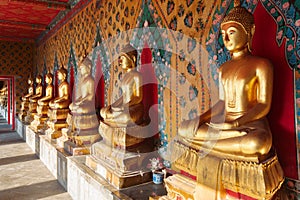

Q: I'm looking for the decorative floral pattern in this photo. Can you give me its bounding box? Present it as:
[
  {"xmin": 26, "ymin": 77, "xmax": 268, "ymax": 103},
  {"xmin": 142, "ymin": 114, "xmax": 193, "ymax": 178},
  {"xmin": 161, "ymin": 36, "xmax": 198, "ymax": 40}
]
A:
[{"xmin": 0, "ymin": 41, "xmax": 34, "ymax": 111}]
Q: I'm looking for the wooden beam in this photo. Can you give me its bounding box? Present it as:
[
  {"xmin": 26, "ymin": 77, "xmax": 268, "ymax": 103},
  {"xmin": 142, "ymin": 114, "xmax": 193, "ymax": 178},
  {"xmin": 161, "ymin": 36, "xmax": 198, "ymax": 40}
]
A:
[
  {"xmin": 0, "ymin": 20, "xmax": 47, "ymax": 31},
  {"xmin": 9, "ymin": 0, "xmax": 70, "ymax": 11},
  {"xmin": 0, "ymin": 36, "xmax": 35, "ymax": 43}
]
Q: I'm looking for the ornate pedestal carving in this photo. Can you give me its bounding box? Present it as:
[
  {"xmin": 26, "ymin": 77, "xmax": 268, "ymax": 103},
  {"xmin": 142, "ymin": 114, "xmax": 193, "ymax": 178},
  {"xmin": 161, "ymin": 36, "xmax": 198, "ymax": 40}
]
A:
[
  {"xmin": 19, "ymin": 100, "xmax": 30, "ymax": 122},
  {"xmin": 58, "ymin": 112, "xmax": 101, "ymax": 155},
  {"xmin": 24, "ymin": 101, "xmax": 38, "ymax": 124},
  {"xmin": 30, "ymin": 104, "xmax": 49, "ymax": 133},
  {"xmin": 85, "ymin": 121, "xmax": 155, "ymax": 189},
  {"xmin": 162, "ymin": 140, "xmax": 284, "ymax": 200},
  {"xmin": 45, "ymin": 108, "xmax": 69, "ymax": 139}
]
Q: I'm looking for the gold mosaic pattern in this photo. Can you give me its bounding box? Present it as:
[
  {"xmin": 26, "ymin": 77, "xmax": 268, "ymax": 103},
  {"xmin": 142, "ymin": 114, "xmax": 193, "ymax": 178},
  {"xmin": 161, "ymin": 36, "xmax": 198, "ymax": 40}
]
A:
[
  {"xmin": 0, "ymin": 41, "xmax": 34, "ymax": 112},
  {"xmin": 35, "ymin": 1, "xmax": 98, "ymax": 71}
]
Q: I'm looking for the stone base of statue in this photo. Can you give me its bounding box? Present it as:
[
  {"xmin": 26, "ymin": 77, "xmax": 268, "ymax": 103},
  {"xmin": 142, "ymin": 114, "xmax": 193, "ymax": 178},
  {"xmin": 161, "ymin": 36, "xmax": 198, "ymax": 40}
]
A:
[
  {"xmin": 163, "ymin": 139, "xmax": 284, "ymax": 200},
  {"xmin": 45, "ymin": 108, "xmax": 69, "ymax": 139},
  {"xmin": 85, "ymin": 121, "xmax": 155, "ymax": 189},
  {"xmin": 98, "ymin": 121, "xmax": 155, "ymax": 152},
  {"xmin": 30, "ymin": 114, "xmax": 48, "ymax": 133},
  {"xmin": 25, "ymin": 125, "xmax": 42, "ymax": 156},
  {"xmin": 24, "ymin": 102, "xmax": 38, "ymax": 124},
  {"xmin": 56, "ymin": 112, "xmax": 101, "ymax": 155},
  {"xmin": 16, "ymin": 117, "xmax": 26, "ymax": 140},
  {"xmin": 19, "ymin": 101, "xmax": 29, "ymax": 122},
  {"xmin": 55, "ymin": 112, "xmax": 101, "ymax": 155},
  {"xmin": 30, "ymin": 104, "xmax": 49, "ymax": 133},
  {"xmin": 39, "ymin": 135, "xmax": 58, "ymax": 179},
  {"xmin": 63, "ymin": 134, "xmax": 101, "ymax": 156}
]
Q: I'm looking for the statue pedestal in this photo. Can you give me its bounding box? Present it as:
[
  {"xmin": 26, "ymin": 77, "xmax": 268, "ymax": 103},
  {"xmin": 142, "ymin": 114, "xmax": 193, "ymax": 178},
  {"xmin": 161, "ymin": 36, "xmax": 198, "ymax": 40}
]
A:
[
  {"xmin": 39, "ymin": 135, "xmax": 69, "ymax": 191},
  {"xmin": 68, "ymin": 156, "xmax": 166, "ymax": 199},
  {"xmin": 57, "ymin": 148, "xmax": 69, "ymax": 191},
  {"xmin": 45, "ymin": 108, "xmax": 69, "ymax": 139},
  {"xmin": 16, "ymin": 117, "xmax": 26, "ymax": 140},
  {"xmin": 19, "ymin": 100, "xmax": 29, "ymax": 121},
  {"xmin": 39, "ymin": 135, "xmax": 59, "ymax": 179},
  {"xmin": 30, "ymin": 104, "xmax": 49, "ymax": 133},
  {"xmin": 59, "ymin": 113, "xmax": 101, "ymax": 155},
  {"xmin": 86, "ymin": 142, "xmax": 152, "ymax": 189},
  {"xmin": 85, "ymin": 121, "xmax": 156, "ymax": 189},
  {"xmin": 163, "ymin": 140, "xmax": 285, "ymax": 200},
  {"xmin": 25, "ymin": 126, "xmax": 42, "ymax": 157}
]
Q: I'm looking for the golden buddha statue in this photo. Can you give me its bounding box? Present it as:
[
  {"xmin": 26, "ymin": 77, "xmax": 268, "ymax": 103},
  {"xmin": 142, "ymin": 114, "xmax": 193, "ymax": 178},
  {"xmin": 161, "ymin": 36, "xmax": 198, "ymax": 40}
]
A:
[
  {"xmin": 86, "ymin": 44, "xmax": 155, "ymax": 189},
  {"xmin": 21, "ymin": 77, "xmax": 34, "ymax": 101},
  {"xmin": 100, "ymin": 43, "xmax": 144, "ymax": 127},
  {"xmin": 164, "ymin": 1, "xmax": 284, "ymax": 200},
  {"xmin": 0, "ymin": 84, "xmax": 8, "ymax": 109},
  {"xmin": 19, "ymin": 77, "xmax": 34, "ymax": 121},
  {"xmin": 69, "ymin": 57, "xmax": 96, "ymax": 115},
  {"xmin": 30, "ymin": 72, "xmax": 54, "ymax": 132},
  {"xmin": 49, "ymin": 67, "xmax": 70, "ymax": 109},
  {"xmin": 38, "ymin": 72, "xmax": 54, "ymax": 106},
  {"xmin": 59, "ymin": 57, "xmax": 100, "ymax": 155},
  {"xmin": 29, "ymin": 75, "xmax": 43, "ymax": 103},
  {"xmin": 26, "ymin": 75, "xmax": 43, "ymax": 123},
  {"xmin": 45, "ymin": 66, "xmax": 71, "ymax": 139}
]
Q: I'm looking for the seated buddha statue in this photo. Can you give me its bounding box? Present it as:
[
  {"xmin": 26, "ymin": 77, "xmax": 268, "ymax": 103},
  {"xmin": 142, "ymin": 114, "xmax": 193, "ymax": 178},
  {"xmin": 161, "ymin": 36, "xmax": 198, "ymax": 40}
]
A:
[
  {"xmin": 19, "ymin": 77, "xmax": 34, "ymax": 121},
  {"xmin": 30, "ymin": 72, "xmax": 54, "ymax": 132},
  {"xmin": 86, "ymin": 44, "xmax": 155, "ymax": 188},
  {"xmin": 61, "ymin": 57, "xmax": 100, "ymax": 154},
  {"xmin": 49, "ymin": 66, "xmax": 70, "ymax": 109},
  {"xmin": 179, "ymin": 5, "xmax": 272, "ymax": 157},
  {"xmin": 69, "ymin": 57, "xmax": 95, "ymax": 115},
  {"xmin": 21, "ymin": 77, "xmax": 34, "ymax": 102},
  {"xmin": 0, "ymin": 84, "xmax": 7, "ymax": 108},
  {"xmin": 38, "ymin": 72, "xmax": 54, "ymax": 106},
  {"xmin": 165, "ymin": 2, "xmax": 284, "ymax": 200},
  {"xmin": 46, "ymin": 66, "xmax": 71, "ymax": 139},
  {"xmin": 100, "ymin": 43, "xmax": 144, "ymax": 127},
  {"xmin": 29, "ymin": 75, "xmax": 43, "ymax": 103},
  {"xmin": 26, "ymin": 75, "xmax": 43, "ymax": 123}
]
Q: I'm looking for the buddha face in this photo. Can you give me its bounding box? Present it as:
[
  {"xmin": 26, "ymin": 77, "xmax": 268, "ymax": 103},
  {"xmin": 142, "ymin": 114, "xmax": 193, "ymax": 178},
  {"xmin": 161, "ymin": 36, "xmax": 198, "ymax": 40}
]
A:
[
  {"xmin": 36, "ymin": 77, "xmax": 42, "ymax": 84},
  {"xmin": 119, "ymin": 55, "xmax": 132, "ymax": 70},
  {"xmin": 221, "ymin": 22, "xmax": 248, "ymax": 53},
  {"xmin": 45, "ymin": 76, "xmax": 51, "ymax": 84},
  {"xmin": 28, "ymin": 78, "xmax": 33, "ymax": 85},
  {"xmin": 79, "ymin": 64, "xmax": 89, "ymax": 76},
  {"xmin": 57, "ymin": 72, "xmax": 66, "ymax": 81}
]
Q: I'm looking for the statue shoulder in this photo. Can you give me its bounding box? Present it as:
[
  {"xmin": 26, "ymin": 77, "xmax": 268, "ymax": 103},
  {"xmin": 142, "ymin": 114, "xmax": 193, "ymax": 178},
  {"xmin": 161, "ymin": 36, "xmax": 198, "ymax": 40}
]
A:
[{"xmin": 251, "ymin": 55, "xmax": 273, "ymax": 72}]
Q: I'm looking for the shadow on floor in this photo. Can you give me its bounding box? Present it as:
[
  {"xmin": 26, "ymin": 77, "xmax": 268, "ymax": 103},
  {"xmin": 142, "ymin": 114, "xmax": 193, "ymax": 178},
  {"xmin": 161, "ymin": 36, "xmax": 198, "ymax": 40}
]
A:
[
  {"xmin": 0, "ymin": 180, "xmax": 67, "ymax": 200},
  {"xmin": 0, "ymin": 153, "xmax": 37, "ymax": 166}
]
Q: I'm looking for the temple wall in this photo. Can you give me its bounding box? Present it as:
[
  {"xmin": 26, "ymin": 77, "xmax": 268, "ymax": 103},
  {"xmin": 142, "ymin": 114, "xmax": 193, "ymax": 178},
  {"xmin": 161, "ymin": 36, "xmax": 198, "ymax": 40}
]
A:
[
  {"xmin": 32, "ymin": 0, "xmax": 300, "ymax": 180},
  {"xmin": 0, "ymin": 41, "xmax": 34, "ymax": 111}
]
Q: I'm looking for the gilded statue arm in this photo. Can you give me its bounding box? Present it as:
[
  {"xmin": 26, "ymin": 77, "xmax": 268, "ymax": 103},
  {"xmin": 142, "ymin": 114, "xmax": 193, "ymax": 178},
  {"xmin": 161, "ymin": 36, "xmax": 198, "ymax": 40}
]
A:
[
  {"xmin": 235, "ymin": 59, "xmax": 273, "ymax": 126},
  {"xmin": 74, "ymin": 80, "xmax": 94, "ymax": 105},
  {"xmin": 38, "ymin": 86, "xmax": 53, "ymax": 102},
  {"xmin": 24, "ymin": 87, "xmax": 34, "ymax": 98},
  {"xmin": 128, "ymin": 75, "xmax": 143, "ymax": 106},
  {"xmin": 54, "ymin": 83, "xmax": 69, "ymax": 103}
]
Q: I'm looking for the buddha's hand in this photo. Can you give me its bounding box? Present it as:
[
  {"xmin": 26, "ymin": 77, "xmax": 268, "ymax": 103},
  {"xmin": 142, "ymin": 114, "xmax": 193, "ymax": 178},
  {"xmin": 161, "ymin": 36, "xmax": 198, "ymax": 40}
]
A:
[{"xmin": 207, "ymin": 120, "xmax": 239, "ymax": 130}]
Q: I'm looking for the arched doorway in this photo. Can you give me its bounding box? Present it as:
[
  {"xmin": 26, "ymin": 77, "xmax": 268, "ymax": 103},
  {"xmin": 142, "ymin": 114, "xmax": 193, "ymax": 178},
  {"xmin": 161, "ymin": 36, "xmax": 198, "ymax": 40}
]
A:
[{"xmin": 0, "ymin": 76, "xmax": 15, "ymax": 130}]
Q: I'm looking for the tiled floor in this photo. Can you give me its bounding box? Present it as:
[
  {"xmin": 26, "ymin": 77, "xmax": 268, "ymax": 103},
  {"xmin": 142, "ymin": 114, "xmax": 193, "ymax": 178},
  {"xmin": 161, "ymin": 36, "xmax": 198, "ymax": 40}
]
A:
[{"xmin": 0, "ymin": 116, "xmax": 72, "ymax": 200}]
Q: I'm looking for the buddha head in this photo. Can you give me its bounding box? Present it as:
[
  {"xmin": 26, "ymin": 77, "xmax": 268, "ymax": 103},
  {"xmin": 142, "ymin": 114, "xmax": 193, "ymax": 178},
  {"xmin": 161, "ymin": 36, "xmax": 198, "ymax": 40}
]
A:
[
  {"xmin": 79, "ymin": 56, "xmax": 92, "ymax": 76},
  {"xmin": 36, "ymin": 75, "xmax": 42, "ymax": 84},
  {"xmin": 28, "ymin": 77, "xmax": 33, "ymax": 85},
  {"xmin": 57, "ymin": 66, "xmax": 67, "ymax": 81},
  {"xmin": 220, "ymin": 0, "xmax": 255, "ymax": 52},
  {"xmin": 119, "ymin": 43, "xmax": 137, "ymax": 70},
  {"xmin": 45, "ymin": 72, "xmax": 53, "ymax": 84}
]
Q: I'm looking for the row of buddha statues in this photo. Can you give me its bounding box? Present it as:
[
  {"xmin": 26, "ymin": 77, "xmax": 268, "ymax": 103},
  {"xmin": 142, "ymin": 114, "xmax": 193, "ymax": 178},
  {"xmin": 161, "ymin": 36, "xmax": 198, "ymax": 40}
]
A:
[
  {"xmin": 0, "ymin": 83, "xmax": 8, "ymax": 109},
  {"xmin": 18, "ymin": 2, "xmax": 284, "ymax": 199}
]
